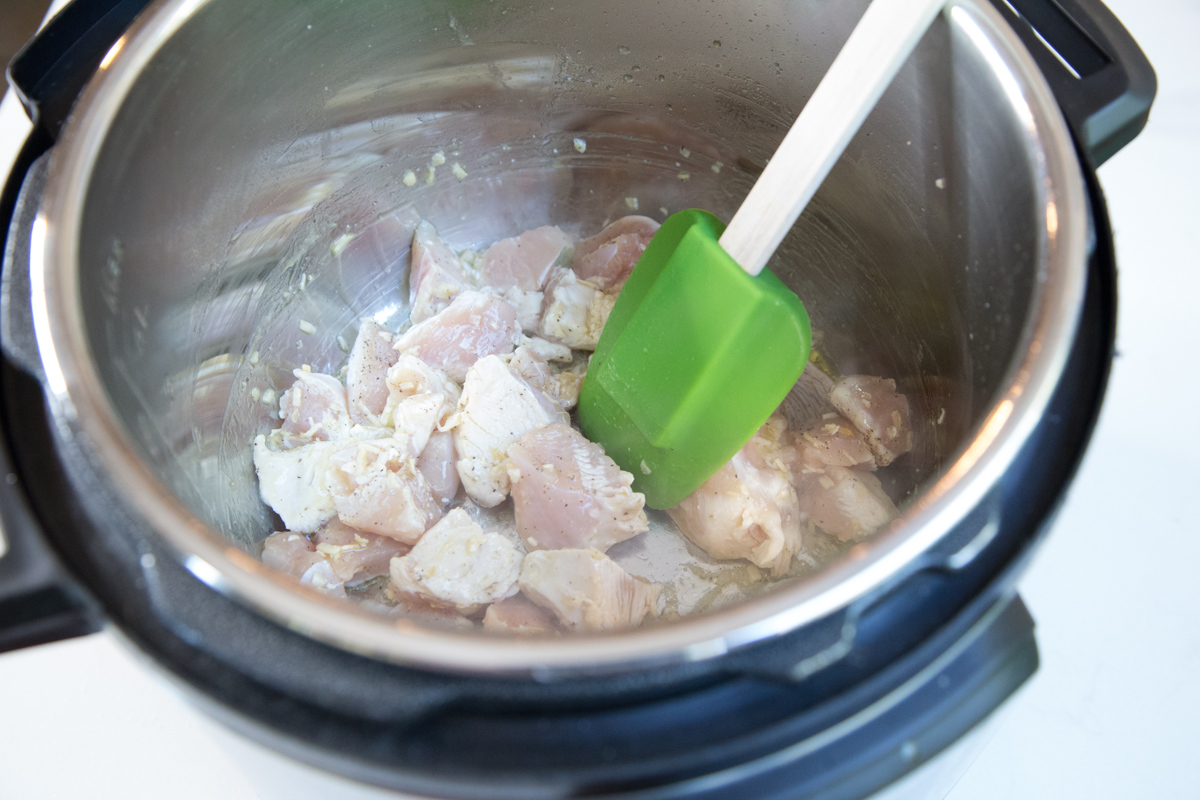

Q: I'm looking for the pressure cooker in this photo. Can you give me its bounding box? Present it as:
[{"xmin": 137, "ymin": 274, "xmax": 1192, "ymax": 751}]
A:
[{"xmin": 0, "ymin": 0, "xmax": 1153, "ymax": 796}]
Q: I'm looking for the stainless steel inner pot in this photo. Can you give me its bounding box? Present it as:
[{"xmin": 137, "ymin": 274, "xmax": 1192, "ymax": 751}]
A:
[{"xmin": 30, "ymin": 0, "xmax": 1086, "ymax": 672}]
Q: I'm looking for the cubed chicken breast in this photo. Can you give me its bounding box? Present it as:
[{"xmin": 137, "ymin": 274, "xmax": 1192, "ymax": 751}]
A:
[
  {"xmin": 802, "ymin": 465, "xmax": 898, "ymax": 541},
  {"xmin": 572, "ymin": 215, "xmax": 659, "ymax": 289},
  {"xmin": 506, "ymin": 346, "xmax": 585, "ymax": 411},
  {"xmin": 519, "ymin": 548, "xmax": 660, "ymax": 632},
  {"xmin": 829, "ymin": 375, "xmax": 913, "ymax": 467},
  {"xmin": 346, "ymin": 320, "xmax": 398, "ymax": 426},
  {"xmin": 417, "ymin": 430, "xmax": 460, "ymax": 505},
  {"xmin": 313, "ymin": 518, "xmax": 410, "ymax": 583},
  {"xmin": 278, "ymin": 369, "xmax": 351, "ymax": 447},
  {"xmin": 518, "ymin": 334, "xmax": 572, "ymax": 363},
  {"xmin": 253, "ymin": 436, "xmax": 338, "ymax": 533},
  {"xmin": 389, "ymin": 508, "xmax": 523, "ymax": 612},
  {"xmin": 448, "ymin": 355, "xmax": 569, "ymax": 507},
  {"xmin": 668, "ymin": 417, "xmax": 803, "ymax": 577},
  {"xmin": 389, "ymin": 392, "xmax": 444, "ymax": 456},
  {"xmin": 482, "ymin": 594, "xmax": 560, "ymax": 635},
  {"xmin": 262, "ymin": 520, "xmax": 408, "ymax": 593},
  {"xmin": 538, "ymin": 267, "xmax": 617, "ymax": 350},
  {"xmin": 325, "ymin": 438, "xmax": 443, "ymax": 543},
  {"xmin": 394, "ymin": 291, "xmax": 521, "ymax": 382},
  {"xmin": 793, "ymin": 414, "xmax": 877, "ymax": 471},
  {"xmin": 409, "ymin": 220, "xmax": 476, "ymax": 324},
  {"xmin": 384, "ymin": 352, "xmax": 461, "ymax": 429},
  {"xmin": 476, "ymin": 225, "xmax": 573, "ymax": 293},
  {"xmin": 261, "ymin": 531, "xmax": 346, "ymax": 597},
  {"xmin": 506, "ymin": 423, "xmax": 648, "ymax": 552}
]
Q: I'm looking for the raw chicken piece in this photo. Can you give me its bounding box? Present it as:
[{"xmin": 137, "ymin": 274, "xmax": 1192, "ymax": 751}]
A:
[
  {"xmin": 829, "ymin": 376, "xmax": 913, "ymax": 467},
  {"xmin": 389, "ymin": 508, "xmax": 522, "ymax": 612},
  {"xmin": 506, "ymin": 346, "xmax": 584, "ymax": 411},
  {"xmin": 448, "ymin": 355, "xmax": 569, "ymax": 507},
  {"xmin": 409, "ymin": 220, "xmax": 476, "ymax": 324},
  {"xmin": 261, "ymin": 520, "xmax": 407, "ymax": 593},
  {"xmin": 417, "ymin": 430, "xmax": 460, "ymax": 505},
  {"xmin": 780, "ymin": 362, "xmax": 836, "ymax": 429},
  {"xmin": 346, "ymin": 321, "xmax": 398, "ymax": 426},
  {"xmin": 793, "ymin": 414, "xmax": 877, "ymax": 471},
  {"xmin": 518, "ymin": 334, "xmax": 572, "ymax": 363},
  {"xmin": 389, "ymin": 392, "xmax": 444, "ymax": 456},
  {"xmin": 668, "ymin": 416, "xmax": 803, "ymax": 577},
  {"xmin": 384, "ymin": 352, "xmax": 461, "ymax": 428},
  {"xmin": 538, "ymin": 267, "xmax": 617, "ymax": 350},
  {"xmin": 261, "ymin": 531, "xmax": 346, "ymax": 597},
  {"xmin": 253, "ymin": 436, "xmax": 337, "ymax": 533},
  {"xmin": 325, "ymin": 438, "xmax": 443, "ymax": 543},
  {"xmin": 474, "ymin": 226, "xmax": 572, "ymax": 332},
  {"xmin": 490, "ymin": 288, "xmax": 544, "ymax": 333},
  {"xmin": 506, "ymin": 422, "xmax": 648, "ymax": 552},
  {"xmin": 278, "ymin": 369, "xmax": 350, "ymax": 447},
  {"xmin": 394, "ymin": 291, "xmax": 521, "ymax": 383},
  {"xmin": 572, "ymin": 215, "xmax": 659, "ymax": 289},
  {"xmin": 506, "ymin": 346, "xmax": 554, "ymax": 389},
  {"xmin": 313, "ymin": 519, "xmax": 409, "ymax": 583},
  {"xmin": 519, "ymin": 548, "xmax": 659, "ymax": 632},
  {"xmin": 802, "ymin": 465, "xmax": 898, "ymax": 541},
  {"xmin": 476, "ymin": 225, "xmax": 573, "ymax": 293},
  {"xmin": 482, "ymin": 594, "xmax": 560, "ymax": 635}
]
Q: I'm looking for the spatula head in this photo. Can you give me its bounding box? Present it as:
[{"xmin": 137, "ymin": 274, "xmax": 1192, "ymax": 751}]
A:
[{"xmin": 578, "ymin": 209, "xmax": 811, "ymax": 509}]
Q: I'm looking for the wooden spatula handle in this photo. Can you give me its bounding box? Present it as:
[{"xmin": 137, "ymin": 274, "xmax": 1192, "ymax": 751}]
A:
[{"xmin": 719, "ymin": 0, "xmax": 947, "ymax": 276}]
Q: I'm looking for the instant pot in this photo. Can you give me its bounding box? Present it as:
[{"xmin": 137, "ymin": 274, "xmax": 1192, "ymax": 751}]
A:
[{"xmin": 0, "ymin": 0, "xmax": 1153, "ymax": 797}]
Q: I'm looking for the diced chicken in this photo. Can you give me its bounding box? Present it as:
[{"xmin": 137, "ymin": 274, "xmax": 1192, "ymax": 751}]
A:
[
  {"xmin": 482, "ymin": 594, "xmax": 560, "ymax": 635},
  {"xmin": 409, "ymin": 220, "xmax": 475, "ymax": 324},
  {"xmin": 261, "ymin": 531, "xmax": 346, "ymax": 597},
  {"xmin": 545, "ymin": 366, "xmax": 586, "ymax": 411},
  {"xmin": 325, "ymin": 438, "xmax": 443, "ymax": 543},
  {"xmin": 792, "ymin": 414, "xmax": 877, "ymax": 471},
  {"xmin": 278, "ymin": 370, "xmax": 350, "ymax": 447},
  {"xmin": 384, "ymin": 352, "xmax": 461, "ymax": 428},
  {"xmin": 394, "ymin": 291, "xmax": 521, "ymax": 382},
  {"xmin": 448, "ymin": 355, "xmax": 569, "ymax": 507},
  {"xmin": 417, "ymin": 430, "xmax": 460, "ymax": 505},
  {"xmin": 802, "ymin": 465, "xmax": 898, "ymax": 541},
  {"xmin": 538, "ymin": 267, "xmax": 617, "ymax": 350},
  {"xmin": 518, "ymin": 334, "xmax": 572, "ymax": 363},
  {"xmin": 252, "ymin": 436, "xmax": 337, "ymax": 533},
  {"xmin": 780, "ymin": 362, "xmax": 836, "ymax": 429},
  {"xmin": 572, "ymin": 215, "xmax": 659, "ymax": 289},
  {"xmin": 262, "ymin": 520, "xmax": 408, "ymax": 595},
  {"xmin": 389, "ymin": 392, "xmax": 444, "ymax": 456},
  {"xmin": 477, "ymin": 225, "xmax": 573, "ymax": 293},
  {"xmin": 506, "ymin": 346, "xmax": 585, "ymax": 411},
  {"xmin": 389, "ymin": 508, "xmax": 522, "ymax": 612},
  {"xmin": 490, "ymin": 287, "xmax": 544, "ymax": 333},
  {"xmin": 506, "ymin": 423, "xmax": 648, "ymax": 552},
  {"xmin": 506, "ymin": 346, "xmax": 555, "ymax": 389},
  {"xmin": 829, "ymin": 375, "xmax": 913, "ymax": 467},
  {"xmin": 313, "ymin": 518, "xmax": 409, "ymax": 583},
  {"xmin": 346, "ymin": 321, "xmax": 399, "ymax": 426},
  {"xmin": 668, "ymin": 416, "xmax": 803, "ymax": 577},
  {"xmin": 519, "ymin": 548, "xmax": 660, "ymax": 632}
]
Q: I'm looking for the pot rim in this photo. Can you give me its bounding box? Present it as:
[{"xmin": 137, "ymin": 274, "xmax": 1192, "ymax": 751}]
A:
[{"xmin": 30, "ymin": 0, "xmax": 1087, "ymax": 675}]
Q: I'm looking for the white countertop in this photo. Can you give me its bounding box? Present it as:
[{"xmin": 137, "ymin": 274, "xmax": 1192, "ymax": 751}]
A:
[{"xmin": 1, "ymin": 0, "xmax": 1196, "ymax": 797}]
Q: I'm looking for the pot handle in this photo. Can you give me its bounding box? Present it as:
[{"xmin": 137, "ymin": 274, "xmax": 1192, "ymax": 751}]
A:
[
  {"xmin": 6, "ymin": 0, "xmax": 154, "ymax": 140},
  {"xmin": 989, "ymin": 0, "xmax": 1156, "ymax": 165},
  {"xmin": 0, "ymin": 151, "xmax": 101, "ymax": 652}
]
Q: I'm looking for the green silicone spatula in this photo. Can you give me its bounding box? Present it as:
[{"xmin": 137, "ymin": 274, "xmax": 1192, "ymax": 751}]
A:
[{"xmin": 579, "ymin": 0, "xmax": 946, "ymax": 509}]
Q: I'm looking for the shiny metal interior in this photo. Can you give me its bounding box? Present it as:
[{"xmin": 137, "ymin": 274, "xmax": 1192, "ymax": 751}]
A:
[{"xmin": 32, "ymin": 0, "xmax": 1085, "ymax": 671}]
